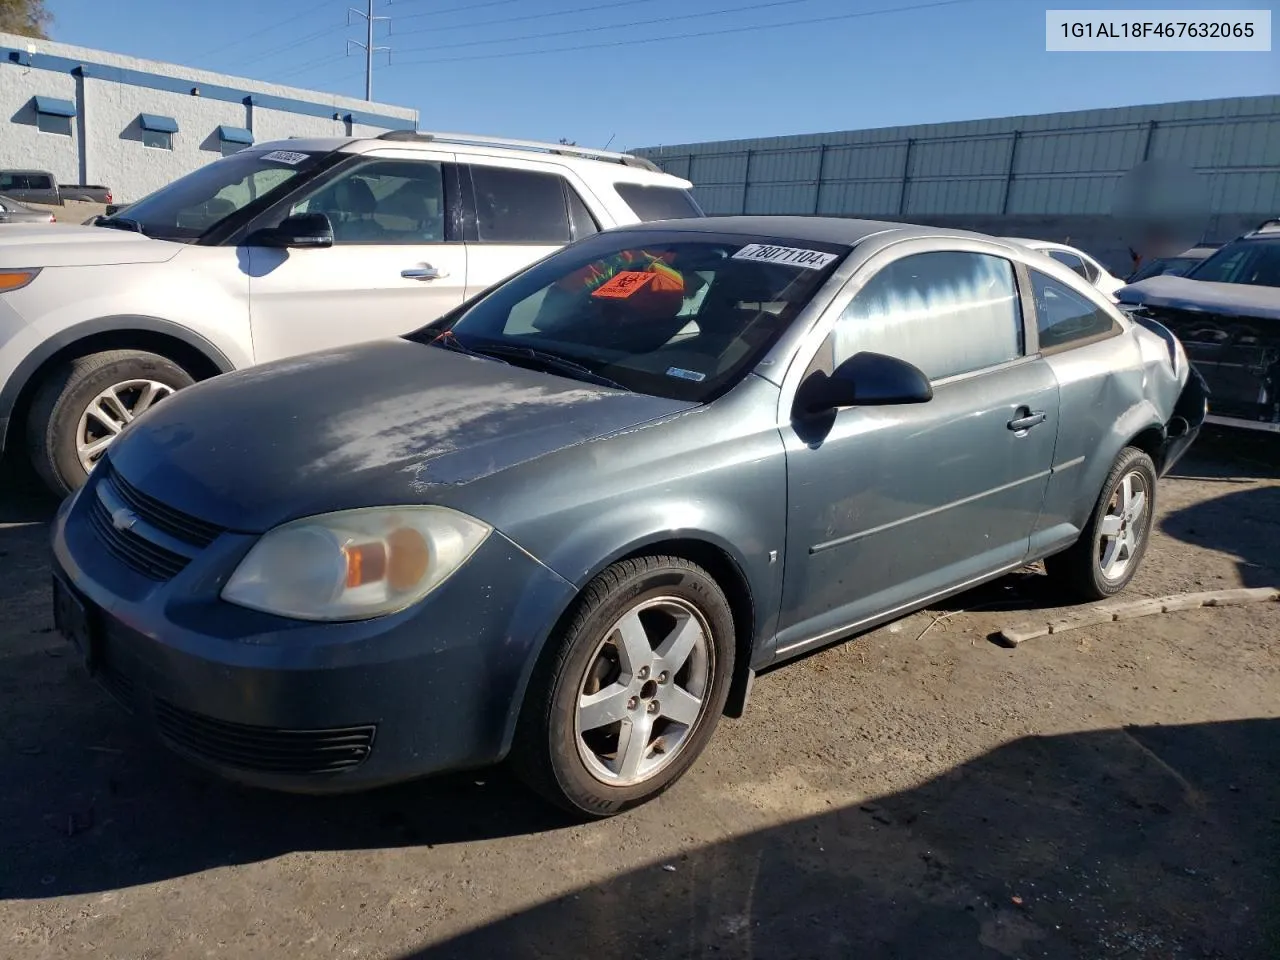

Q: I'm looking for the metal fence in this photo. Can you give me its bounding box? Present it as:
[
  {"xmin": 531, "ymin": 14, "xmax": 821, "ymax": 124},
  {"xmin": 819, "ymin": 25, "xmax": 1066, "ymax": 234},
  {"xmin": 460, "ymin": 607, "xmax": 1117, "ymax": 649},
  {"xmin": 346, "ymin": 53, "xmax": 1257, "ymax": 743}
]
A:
[{"xmin": 634, "ymin": 96, "xmax": 1280, "ymax": 219}]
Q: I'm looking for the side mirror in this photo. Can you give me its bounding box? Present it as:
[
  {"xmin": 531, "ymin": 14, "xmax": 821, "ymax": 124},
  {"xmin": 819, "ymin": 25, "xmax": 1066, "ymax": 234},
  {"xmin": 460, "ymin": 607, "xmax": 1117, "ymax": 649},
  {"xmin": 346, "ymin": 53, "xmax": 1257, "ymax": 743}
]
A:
[
  {"xmin": 252, "ymin": 212, "xmax": 334, "ymax": 249},
  {"xmin": 795, "ymin": 351, "xmax": 933, "ymax": 417}
]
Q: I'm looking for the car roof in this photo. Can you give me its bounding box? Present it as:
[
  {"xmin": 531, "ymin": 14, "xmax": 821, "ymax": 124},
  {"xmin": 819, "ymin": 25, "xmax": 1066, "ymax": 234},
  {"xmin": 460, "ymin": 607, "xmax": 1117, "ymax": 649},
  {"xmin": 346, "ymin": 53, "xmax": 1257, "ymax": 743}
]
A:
[
  {"xmin": 619, "ymin": 215, "xmax": 1000, "ymax": 246},
  {"xmin": 249, "ymin": 134, "xmax": 689, "ymax": 186}
]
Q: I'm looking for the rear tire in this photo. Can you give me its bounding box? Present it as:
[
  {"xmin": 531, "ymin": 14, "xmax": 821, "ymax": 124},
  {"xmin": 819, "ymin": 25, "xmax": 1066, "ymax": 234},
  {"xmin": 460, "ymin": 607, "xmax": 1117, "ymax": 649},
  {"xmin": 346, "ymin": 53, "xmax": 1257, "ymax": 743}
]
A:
[
  {"xmin": 26, "ymin": 349, "xmax": 193, "ymax": 497},
  {"xmin": 1045, "ymin": 446, "xmax": 1157, "ymax": 602},
  {"xmin": 512, "ymin": 556, "xmax": 735, "ymax": 819}
]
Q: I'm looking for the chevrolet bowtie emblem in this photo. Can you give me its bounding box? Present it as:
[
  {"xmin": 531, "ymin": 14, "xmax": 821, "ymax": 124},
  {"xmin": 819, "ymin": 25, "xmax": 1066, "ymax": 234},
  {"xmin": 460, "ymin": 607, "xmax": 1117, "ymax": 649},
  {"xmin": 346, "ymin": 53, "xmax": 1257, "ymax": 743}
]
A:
[{"xmin": 110, "ymin": 507, "xmax": 139, "ymax": 532}]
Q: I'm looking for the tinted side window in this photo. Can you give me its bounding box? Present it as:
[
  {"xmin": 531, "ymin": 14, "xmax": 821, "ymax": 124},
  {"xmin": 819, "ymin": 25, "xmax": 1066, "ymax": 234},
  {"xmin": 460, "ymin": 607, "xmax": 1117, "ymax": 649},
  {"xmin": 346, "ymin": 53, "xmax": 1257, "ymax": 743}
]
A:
[
  {"xmin": 567, "ymin": 186, "xmax": 599, "ymax": 239},
  {"xmin": 1048, "ymin": 249, "xmax": 1089, "ymax": 280},
  {"xmin": 614, "ymin": 183, "xmax": 703, "ymax": 221},
  {"xmin": 834, "ymin": 251, "xmax": 1023, "ymax": 380},
  {"xmin": 290, "ymin": 159, "xmax": 447, "ymax": 244},
  {"xmin": 1030, "ymin": 270, "xmax": 1121, "ymax": 351},
  {"xmin": 31, "ymin": 174, "xmax": 53, "ymax": 189},
  {"xmin": 1079, "ymin": 255, "xmax": 1101, "ymax": 283},
  {"xmin": 471, "ymin": 166, "xmax": 571, "ymax": 244}
]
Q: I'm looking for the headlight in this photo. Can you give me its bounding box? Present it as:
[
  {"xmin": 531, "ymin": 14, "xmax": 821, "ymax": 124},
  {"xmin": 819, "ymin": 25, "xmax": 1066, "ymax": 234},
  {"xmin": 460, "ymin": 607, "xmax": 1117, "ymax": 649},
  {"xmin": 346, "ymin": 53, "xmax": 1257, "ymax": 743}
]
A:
[
  {"xmin": 222, "ymin": 506, "xmax": 491, "ymax": 621},
  {"xmin": 0, "ymin": 269, "xmax": 41, "ymax": 293}
]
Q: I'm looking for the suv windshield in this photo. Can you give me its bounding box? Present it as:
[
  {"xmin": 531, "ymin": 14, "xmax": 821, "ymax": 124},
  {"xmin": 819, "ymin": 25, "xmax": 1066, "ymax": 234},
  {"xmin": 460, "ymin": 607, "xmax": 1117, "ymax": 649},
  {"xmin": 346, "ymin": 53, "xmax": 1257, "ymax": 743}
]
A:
[
  {"xmin": 416, "ymin": 231, "xmax": 847, "ymax": 402},
  {"xmin": 1187, "ymin": 237, "xmax": 1280, "ymax": 287},
  {"xmin": 99, "ymin": 149, "xmax": 329, "ymax": 241}
]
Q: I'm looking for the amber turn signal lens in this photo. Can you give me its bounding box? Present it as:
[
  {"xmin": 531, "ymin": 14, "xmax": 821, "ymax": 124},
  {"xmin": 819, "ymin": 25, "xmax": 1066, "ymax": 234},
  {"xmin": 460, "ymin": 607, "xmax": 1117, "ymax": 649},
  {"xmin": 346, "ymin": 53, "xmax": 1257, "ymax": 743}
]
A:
[
  {"xmin": 386, "ymin": 527, "xmax": 430, "ymax": 591},
  {"xmin": 0, "ymin": 270, "xmax": 40, "ymax": 293}
]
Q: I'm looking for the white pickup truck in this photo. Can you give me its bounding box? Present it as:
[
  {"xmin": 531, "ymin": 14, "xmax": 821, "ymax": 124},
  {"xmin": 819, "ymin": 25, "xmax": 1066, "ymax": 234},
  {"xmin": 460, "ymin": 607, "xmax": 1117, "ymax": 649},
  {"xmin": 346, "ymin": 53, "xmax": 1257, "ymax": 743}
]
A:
[{"xmin": 0, "ymin": 131, "xmax": 702, "ymax": 496}]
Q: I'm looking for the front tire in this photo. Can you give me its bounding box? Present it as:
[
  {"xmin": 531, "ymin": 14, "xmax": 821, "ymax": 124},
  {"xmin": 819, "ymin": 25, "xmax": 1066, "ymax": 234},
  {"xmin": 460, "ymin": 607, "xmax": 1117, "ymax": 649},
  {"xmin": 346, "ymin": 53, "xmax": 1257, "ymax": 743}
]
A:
[
  {"xmin": 1045, "ymin": 446, "xmax": 1157, "ymax": 601},
  {"xmin": 512, "ymin": 556, "xmax": 735, "ymax": 818},
  {"xmin": 26, "ymin": 349, "xmax": 194, "ymax": 497}
]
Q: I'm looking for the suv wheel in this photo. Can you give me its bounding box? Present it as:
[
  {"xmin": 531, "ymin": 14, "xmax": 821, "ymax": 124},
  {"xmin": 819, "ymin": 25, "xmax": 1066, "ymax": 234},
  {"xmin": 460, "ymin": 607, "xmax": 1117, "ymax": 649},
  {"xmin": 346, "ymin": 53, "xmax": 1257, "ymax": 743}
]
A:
[
  {"xmin": 1045, "ymin": 446, "xmax": 1157, "ymax": 601},
  {"xmin": 513, "ymin": 556, "xmax": 735, "ymax": 818},
  {"xmin": 27, "ymin": 349, "xmax": 194, "ymax": 497}
]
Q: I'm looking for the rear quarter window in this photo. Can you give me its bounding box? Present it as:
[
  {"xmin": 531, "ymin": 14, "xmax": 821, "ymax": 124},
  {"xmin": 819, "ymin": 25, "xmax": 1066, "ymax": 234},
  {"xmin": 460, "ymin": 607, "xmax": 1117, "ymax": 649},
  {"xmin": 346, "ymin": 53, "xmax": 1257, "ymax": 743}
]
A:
[
  {"xmin": 613, "ymin": 183, "xmax": 704, "ymax": 222},
  {"xmin": 1030, "ymin": 270, "xmax": 1122, "ymax": 352}
]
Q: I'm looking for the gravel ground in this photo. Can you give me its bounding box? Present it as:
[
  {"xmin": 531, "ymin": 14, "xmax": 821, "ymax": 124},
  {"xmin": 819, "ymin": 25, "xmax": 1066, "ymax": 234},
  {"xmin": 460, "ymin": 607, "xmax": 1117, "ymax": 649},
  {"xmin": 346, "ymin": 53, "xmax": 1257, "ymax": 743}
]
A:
[{"xmin": 1, "ymin": 430, "xmax": 1277, "ymax": 960}]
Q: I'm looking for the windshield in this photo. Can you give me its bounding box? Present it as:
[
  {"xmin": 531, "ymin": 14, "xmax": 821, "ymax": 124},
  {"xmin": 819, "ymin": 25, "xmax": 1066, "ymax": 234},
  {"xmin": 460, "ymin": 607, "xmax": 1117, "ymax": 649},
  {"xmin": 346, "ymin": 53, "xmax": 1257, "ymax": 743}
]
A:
[
  {"xmin": 101, "ymin": 149, "xmax": 328, "ymax": 241},
  {"xmin": 415, "ymin": 231, "xmax": 847, "ymax": 402},
  {"xmin": 1187, "ymin": 238, "xmax": 1280, "ymax": 287}
]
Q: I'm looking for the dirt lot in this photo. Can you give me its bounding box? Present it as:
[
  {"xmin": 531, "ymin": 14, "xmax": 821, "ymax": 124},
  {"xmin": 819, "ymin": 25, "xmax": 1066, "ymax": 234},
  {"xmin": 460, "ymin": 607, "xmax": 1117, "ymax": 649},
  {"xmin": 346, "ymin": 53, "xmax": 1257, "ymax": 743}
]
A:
[{"xmin": 1, "ymin": 431, "xmax": 1277, "ymax": 960}]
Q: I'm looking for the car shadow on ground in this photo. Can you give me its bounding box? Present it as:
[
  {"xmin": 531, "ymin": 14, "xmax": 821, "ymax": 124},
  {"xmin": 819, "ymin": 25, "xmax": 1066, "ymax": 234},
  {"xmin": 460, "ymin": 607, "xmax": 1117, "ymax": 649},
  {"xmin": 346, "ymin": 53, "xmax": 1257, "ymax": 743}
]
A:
[{"xmin": 399, "ymin": 718, "xmax": 1278, "ymax": 959}]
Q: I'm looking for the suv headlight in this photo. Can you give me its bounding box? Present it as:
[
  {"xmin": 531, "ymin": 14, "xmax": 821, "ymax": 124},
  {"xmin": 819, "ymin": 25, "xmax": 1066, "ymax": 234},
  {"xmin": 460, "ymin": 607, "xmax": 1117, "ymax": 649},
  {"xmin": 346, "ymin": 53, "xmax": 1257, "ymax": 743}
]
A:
[{"xmin": 222, "ymin": 506, "xmax": 491, "ymax": 621}]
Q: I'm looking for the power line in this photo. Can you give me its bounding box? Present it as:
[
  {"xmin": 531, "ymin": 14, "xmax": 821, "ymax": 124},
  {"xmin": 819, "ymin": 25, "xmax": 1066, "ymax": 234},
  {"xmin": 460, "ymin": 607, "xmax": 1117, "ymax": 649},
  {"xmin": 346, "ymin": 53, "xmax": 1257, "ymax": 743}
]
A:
[
  {"xmin": 391, "ymin": 0, "xmax": 978, "ymax": 66},
  {"xmin": 394, "ymin": 0, "xmax": 518, "ymax": 20},
  {"xmin": 394, "ymin": 0, "xmax": 826, "ymax": 54},
  {"xmin": 246, "ymin": 22, "xmax": 346, "ymax": 65},
  {"xmin": 393, "ymin": 0, "xmax": 629, "ymax": 38},
  {"xmin": 196, "ymin": 0, "xmax": 343, "ymax": 60}
]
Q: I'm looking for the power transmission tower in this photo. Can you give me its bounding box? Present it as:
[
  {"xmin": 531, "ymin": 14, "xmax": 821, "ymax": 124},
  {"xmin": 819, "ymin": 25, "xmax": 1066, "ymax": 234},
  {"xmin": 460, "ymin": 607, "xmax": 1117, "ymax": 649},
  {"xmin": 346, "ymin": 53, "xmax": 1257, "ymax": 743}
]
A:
[{"xmin": 347, "ymin": 0, "xmax": 391, "ymax": 102}]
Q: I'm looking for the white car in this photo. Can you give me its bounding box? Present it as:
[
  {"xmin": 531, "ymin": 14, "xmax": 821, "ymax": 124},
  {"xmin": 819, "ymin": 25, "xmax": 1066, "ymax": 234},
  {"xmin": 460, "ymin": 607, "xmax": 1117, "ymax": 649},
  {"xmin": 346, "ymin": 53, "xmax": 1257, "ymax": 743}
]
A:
[
  {"xmin": 1002, "ymin": 238, "xmax": 1125, "ymax": 301},
  {"xmin": 0, "ymin": 131, "xmax": 703, "ymax": 495}
]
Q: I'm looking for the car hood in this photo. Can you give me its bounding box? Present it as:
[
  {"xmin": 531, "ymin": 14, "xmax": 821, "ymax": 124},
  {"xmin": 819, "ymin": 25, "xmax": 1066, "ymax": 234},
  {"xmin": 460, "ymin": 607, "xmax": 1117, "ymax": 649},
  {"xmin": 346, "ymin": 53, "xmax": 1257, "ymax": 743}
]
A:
[
  {"xmin": 0, "ymin": 223, "xmax": 183, "ymax": 267},
  {"xmin": 1116, "ymin": 274, "xmax": 1280, "ymax": 322},
  {"xmin": 105, "ymin": 338, "xmax": 696, "ymax": 532}
]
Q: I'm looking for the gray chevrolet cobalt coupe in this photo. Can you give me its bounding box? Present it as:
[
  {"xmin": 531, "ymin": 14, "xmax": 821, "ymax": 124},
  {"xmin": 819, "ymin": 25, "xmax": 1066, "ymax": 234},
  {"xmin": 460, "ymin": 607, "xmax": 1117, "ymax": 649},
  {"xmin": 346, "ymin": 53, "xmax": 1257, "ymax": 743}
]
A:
[{"xmin": 51, "ymin": 216, "xmax": 1207, "ymax": 816}]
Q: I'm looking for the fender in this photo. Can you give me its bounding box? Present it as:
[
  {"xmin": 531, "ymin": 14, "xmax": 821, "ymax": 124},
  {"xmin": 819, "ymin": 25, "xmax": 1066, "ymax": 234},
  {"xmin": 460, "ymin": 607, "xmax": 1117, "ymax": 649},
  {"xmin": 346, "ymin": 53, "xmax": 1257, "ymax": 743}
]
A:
[
  {"xmin": 0, "ymin": 315, "xmax": 240, "ymax": 454},
  {"xmin": 1070, "ymin": 398, "xmax": 1167, "ymax": 531},
  {"xmin": 492, "ymin": 516, "xmax": 781, "ymax": 760}
]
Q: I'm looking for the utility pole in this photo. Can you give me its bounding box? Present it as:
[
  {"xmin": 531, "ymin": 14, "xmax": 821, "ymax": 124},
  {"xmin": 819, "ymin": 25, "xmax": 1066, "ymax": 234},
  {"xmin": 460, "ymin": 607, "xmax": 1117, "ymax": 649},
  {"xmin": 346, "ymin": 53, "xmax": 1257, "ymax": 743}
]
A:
[{"xmin": 347, "ymin": 0, "xmax": 390, "ymax": 102}]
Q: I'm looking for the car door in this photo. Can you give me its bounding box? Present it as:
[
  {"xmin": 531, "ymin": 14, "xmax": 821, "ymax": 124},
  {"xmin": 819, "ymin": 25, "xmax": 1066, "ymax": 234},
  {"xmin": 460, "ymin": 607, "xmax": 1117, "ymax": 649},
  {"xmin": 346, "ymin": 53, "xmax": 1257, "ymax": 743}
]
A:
[
  {"xmin": 774, "ymin": 242, "xmax": 1061, "ymax": 655},
  {"xmin": 245, "ymin": 150, "xmax": 468, "ymax": 363},
  {"xmin": 461, "ymin": 158, "xmax": 599, "ymax": 299}
]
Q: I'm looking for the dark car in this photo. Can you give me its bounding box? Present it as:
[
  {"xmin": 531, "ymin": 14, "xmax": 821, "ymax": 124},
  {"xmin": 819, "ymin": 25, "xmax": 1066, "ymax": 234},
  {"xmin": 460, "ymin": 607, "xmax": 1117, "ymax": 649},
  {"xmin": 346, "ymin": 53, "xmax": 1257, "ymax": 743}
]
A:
[
  {"xmin": 1125, "ymin": 243, "xmax": 1221, "ymax": 283},
  {"xmin": 51, "ymin": 217, "xmax": 1206, "ymax": 817},
  {"xmin": 1117, "ymin": 220, "xmax": 1280, "ymax": 433}
]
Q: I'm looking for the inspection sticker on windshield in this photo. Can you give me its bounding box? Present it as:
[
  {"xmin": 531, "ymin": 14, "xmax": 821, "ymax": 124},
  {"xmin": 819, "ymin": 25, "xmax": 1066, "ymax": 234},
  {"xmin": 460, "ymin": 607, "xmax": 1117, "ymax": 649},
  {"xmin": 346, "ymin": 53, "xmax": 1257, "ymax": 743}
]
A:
[
  {"xmin": 591, "ymin": 271, "xmax": 657, "ymax": 299},
  {"xmin": 260, "ymin": 150, "xmax": 309, "ymax": 165},
  {"xmin": 666, "ymin": 366, "xmax": 706, "ymax": 382},
  {"xmin": 732, "ymin": 243, "xmax": 839, "ymax": 271}
]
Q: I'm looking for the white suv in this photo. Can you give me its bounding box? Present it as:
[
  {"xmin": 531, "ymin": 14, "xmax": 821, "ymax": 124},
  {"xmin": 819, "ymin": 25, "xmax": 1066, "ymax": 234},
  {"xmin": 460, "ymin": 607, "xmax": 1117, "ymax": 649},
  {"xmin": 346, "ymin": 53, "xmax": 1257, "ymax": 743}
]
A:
[{"xmin": 0, "ymin": 131, "xmax": 702, "ymax": 495}]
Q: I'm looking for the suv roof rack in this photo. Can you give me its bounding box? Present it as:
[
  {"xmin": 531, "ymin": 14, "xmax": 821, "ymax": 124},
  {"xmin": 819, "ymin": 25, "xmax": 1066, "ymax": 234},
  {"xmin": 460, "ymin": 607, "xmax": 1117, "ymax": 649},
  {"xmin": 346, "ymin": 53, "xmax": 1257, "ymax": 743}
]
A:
[{"xmin": 376, "ymin": 129, "xmax": 662, "ymax": 173}]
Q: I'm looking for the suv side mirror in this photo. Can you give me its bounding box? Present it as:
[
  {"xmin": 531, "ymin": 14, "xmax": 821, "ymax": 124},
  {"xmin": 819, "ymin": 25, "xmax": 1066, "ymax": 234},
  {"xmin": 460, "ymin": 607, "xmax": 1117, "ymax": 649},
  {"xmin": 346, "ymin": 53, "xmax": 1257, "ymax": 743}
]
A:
[
  {"xmin": 795, "ymin": 351, "xmax": 933, "ymax": 416},
  {"xmin": 252, "ymin": 212, "xmax": 334, "ymax": 249}
]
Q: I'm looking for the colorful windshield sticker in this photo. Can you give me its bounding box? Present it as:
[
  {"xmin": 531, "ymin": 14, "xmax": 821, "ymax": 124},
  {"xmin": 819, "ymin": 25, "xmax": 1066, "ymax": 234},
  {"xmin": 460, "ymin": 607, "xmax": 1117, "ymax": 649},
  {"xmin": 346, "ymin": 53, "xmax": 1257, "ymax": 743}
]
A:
[
  {"xmin": 260, "ymin": 150, "xmax": 309, "ymax": 166},
  {"xmin": 591, "ymin": 271, "xmax": 657, "ymax": 299},
  {"xmin": 732, "ymin": 243, "xmax": 839, "ymax": 271},
  {"xmin": 666, "ymin": 367, "xmax": 707, "ymax": 382},
  {"xmin": 560, "ymin": 249, "xmax": 681, "ymax": 295}
]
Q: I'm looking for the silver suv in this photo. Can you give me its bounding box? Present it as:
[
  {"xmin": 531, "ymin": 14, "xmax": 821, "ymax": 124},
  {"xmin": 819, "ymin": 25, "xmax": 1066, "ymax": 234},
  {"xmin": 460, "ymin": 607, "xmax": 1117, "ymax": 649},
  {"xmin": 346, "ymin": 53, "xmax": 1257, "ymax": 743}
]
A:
[{"xmin": 0, "ymin": 131, "xmax": 702, "ymax": 496}]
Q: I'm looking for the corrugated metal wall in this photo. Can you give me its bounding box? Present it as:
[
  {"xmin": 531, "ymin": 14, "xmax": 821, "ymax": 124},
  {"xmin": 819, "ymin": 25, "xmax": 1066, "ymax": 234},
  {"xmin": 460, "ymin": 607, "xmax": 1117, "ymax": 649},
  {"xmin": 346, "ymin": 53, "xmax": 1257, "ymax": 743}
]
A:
[{"xmin": 634, "ymin": 96, "xmax": 1280, "ymax": 219}]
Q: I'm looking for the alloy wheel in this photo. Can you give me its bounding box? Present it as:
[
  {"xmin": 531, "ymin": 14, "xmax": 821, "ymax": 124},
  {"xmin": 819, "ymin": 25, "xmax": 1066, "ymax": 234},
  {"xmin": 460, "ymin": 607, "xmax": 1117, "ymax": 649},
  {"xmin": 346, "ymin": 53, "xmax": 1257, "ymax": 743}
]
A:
[
  {"xmin": 574, "ymin": 596, "xmax": 714, "ymax": 786},
  {"xmin": 76, "ymin": 379, "xmax": 175, "ymax": 473}
]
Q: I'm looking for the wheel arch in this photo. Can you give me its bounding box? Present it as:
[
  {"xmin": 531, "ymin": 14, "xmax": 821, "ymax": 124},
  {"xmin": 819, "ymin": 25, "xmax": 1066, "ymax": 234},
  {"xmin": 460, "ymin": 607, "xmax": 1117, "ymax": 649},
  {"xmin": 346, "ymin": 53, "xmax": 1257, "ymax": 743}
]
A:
[
  {"xmin": 497, "ymin": 531, "xmax": 763, "ymax": 760},
  {"xmin": 0, "ymin": 316, "xmax": 238, "ymax": 455}
]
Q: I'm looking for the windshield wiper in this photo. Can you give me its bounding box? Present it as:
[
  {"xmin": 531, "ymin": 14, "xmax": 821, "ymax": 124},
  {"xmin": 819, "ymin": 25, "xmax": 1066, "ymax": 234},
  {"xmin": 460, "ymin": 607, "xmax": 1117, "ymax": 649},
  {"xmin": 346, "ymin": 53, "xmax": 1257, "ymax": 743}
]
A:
[
  {"xmin": 426, "ymin": 328, "xmax": 510, "ymax": 364},
  {"xmin": 95, "ymin": 217, "xmax": 144, "ymax": 234},
  {"xmin": 469, "ymin": 344, "xmax": 629, "ymax": 391}
]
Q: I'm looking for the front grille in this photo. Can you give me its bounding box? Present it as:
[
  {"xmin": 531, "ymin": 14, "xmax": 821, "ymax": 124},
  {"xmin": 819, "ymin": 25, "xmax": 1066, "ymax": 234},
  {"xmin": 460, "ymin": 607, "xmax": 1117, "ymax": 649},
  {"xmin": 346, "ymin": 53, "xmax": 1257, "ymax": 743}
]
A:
[
  {"xmin": 88, "ymin": 491, "xmax": 190, "ymax": 580},
  {"xmin": 85, "ymin": 462, "xmax": 227, "ymax": 581},
  {"xmin": 153, "ymin": 699, "xmax": 376, "ymax": 775},
  {"xmin": 103, "ymin": 463, "xmax": 223, "ymax": 547}
]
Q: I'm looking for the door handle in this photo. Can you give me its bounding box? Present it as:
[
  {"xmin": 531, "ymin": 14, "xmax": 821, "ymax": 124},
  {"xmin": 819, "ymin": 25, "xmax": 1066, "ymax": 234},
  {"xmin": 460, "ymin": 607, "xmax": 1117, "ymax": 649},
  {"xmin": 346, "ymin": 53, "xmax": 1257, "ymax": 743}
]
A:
[
  {"xmin": 401, "ymin": 263, "xmax": 449, "ymax": 281},
  {"xmin": 1008, "ymin": 409, "xmax": 1047, "ymax": 432}
]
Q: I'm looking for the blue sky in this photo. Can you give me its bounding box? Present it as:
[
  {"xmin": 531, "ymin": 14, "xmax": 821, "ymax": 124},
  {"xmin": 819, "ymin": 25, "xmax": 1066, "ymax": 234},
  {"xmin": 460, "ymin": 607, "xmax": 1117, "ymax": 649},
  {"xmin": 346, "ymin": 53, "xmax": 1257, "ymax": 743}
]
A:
[{"xmin": 42, "ymin": 0, "xmax": 1279, "ymax": 149}]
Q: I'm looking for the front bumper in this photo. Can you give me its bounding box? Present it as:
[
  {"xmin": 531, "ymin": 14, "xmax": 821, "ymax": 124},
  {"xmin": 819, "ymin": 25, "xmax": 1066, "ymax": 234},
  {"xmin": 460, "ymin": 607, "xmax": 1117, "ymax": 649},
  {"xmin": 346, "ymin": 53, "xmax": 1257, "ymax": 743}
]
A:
[{"xmin": 50, "ymin": 478, "xmax": 576, "ymax": 793}]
